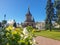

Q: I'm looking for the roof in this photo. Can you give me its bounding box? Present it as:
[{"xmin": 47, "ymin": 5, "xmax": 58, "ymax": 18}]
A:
[{"xmin": 26, "ymin": 7, "xmax": 32, "ymax": 16}]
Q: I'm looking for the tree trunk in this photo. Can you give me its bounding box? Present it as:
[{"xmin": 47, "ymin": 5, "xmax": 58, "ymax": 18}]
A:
[{"xmin": 49, "ymin": 20, "xmax": 52, "ymax": 31}]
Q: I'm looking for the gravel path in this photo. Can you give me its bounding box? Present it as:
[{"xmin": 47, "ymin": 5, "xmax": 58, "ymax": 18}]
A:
[{"xmin": 35, "ymin": 36, "xmax": 60, "ymax": 45}]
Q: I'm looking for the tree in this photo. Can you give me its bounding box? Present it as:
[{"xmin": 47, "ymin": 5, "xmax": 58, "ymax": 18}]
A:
[
  {"xmin": 2, "ymin": 20, "xmax": 7, "ymax": 24},
  {"xmin": 2, "ymin": 20, "xmax": 7, "ymax": 28},
  {"xmin": 54, "ymin": 0, "xmax": 60, "ymax": 28},
  {"xmin": 0, "ymin": 22, "xmax": 2, "ymax": 27},
  {"xmin": 45, "ymin": 0, "xmax": 54, "ymax": 31},
  {"xmin": 13, "ymin": 20, "xmax": 17, "ymax": 28}
]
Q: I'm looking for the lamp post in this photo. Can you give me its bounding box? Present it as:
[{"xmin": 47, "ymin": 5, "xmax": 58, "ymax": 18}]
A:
[{"xmin": 4, "ymin": 14, "xmax": 6, "ymax": 20}]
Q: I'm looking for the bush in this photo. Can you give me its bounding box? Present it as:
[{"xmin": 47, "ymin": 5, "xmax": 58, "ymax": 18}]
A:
[{"xmin": 0, "ymin": 26, "xmax": 35, "ymax": 45}]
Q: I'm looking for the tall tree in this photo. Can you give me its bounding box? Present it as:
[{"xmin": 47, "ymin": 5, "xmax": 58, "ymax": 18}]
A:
[
  {"xmin": 54, "ymin": 0, "xmax": 60, "ymax": 28},
  {"xmin": 45, "ymin": 0, "xmax": 54, "ymax": 31},
  {"xmin": 13, "ymin": 20, "xmax": 17, "ymax": 28}
]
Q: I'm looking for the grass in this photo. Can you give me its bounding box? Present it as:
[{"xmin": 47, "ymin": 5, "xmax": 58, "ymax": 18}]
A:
[{"xmin": 34, "ymin": 30, "xmax": 60, "ymax": 41}]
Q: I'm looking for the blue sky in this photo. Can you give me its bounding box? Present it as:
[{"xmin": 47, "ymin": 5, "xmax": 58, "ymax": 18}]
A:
[{"xmin": 0, "ymin": 0, "xmax": 54, "ymax": 23}]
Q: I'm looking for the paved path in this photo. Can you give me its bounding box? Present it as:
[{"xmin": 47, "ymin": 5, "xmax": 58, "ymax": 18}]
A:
[{"xmin": 35, "ymin": 36, "xmax": 60, "ymax": 45}]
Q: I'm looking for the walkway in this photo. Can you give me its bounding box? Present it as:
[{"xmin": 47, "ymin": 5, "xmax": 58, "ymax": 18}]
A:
[{"xmin": 35, "ymin": 36, "xmax": 60, "ymax": 45}]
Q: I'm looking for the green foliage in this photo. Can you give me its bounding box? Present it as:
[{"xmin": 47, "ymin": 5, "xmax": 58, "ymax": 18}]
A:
[
  {"xmin": 45, "ymin": 0, "xmax": 54, "ymax": 31},
  {"xmin": 2, "ymin": 20, "xmax": 7, "ymax": 24},
  {"xmin": 0, "ymin": 26, "xmax": 35, "ymax": 45},
  {"xmin": 0, "ymin": 28, "xmax": 21, "ymax": 45},
  {"xmin": 54, "ymin": 0, "xmax": 60, "ymax": 26},
  {"xmin": 26, "ymin": 26, "xmax": 33, "ymax": 32}
]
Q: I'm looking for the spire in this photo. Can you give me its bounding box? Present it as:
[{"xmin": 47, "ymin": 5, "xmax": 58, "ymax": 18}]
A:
[
  {"xmin": 26, "ymin": 5, "xmax": 32, "ymax": 16},
  {"xmin": 28, "ymin": 5, "xmax": 30, "ymax": 12},
  {"xmin": 28, "ymin": 5, "xmax": 31, "ymax": 14}
]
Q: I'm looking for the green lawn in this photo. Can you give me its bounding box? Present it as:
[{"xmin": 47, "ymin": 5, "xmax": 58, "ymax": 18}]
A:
[{"xmin": 34, "ymin": 30, "xmax": 60, "ymax": 41}]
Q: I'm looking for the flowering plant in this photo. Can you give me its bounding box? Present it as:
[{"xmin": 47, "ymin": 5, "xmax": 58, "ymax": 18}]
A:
[{"xmin": 0, "ymin": 26, "xmax": 36, "ymax": 45}]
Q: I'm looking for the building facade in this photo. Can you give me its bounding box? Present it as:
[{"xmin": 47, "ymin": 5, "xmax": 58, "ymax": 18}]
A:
[
  {"xmin": 36, "ymin": 22, "xmax": 45, "ymax": 30},
  {"xmin": 22, "ymin": 7, "xmax": 35, "ymax": 28}
]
